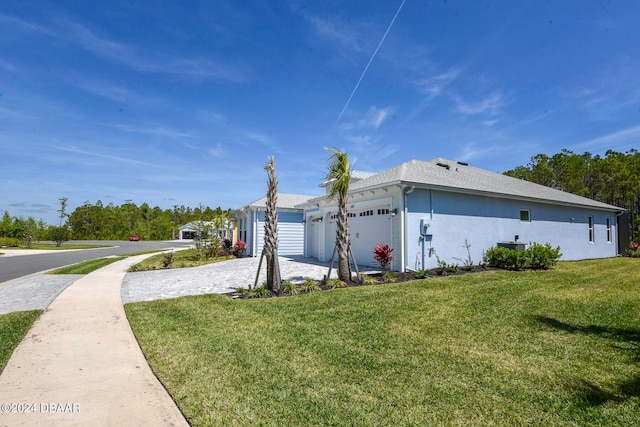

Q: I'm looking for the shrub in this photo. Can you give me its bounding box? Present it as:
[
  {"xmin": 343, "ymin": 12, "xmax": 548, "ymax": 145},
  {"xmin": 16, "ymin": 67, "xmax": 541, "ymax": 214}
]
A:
[
  {"xmin": 327, "ymin": 278, "xmax": 347, "ymax": 289},
  {"xmin": 223, "ymin": 239, "xmax": 233, "ymax": 251},
  {"xmin": 415, "ymin": 269, "xmax": 429, "ymax": 279},
  {"xmin": 528, "ymin": 243, "xmax": 562, "ymax": 269},
  {"xmin": 445, "ymin": 263, "xmax": 459, "ymax": 273},
  {"xmin": 383, "ymin": 272, "xmax": 396, "ymax": 283},
  {"xmin": 233, "ymin": 240, "xmax": 247, "ymax": 257},
  {"xmin": 0, "ymin": 237, "xmax": 20, "ymax": 247},
  {"xmin": 301, "ymin": 278, "xmax": 321, "ymax": 293},
  {"xmin": 628, "ymin": 241, "xmax": 640, "ymax": 258},
  {"xmin": 161, "ymin": 251, "xmax": 175, "ymax": 268},
  {"xmin": 485, "ymin": 243, "xmax": 562, "ymax": 271},
  {"xmin": 361, "ymin": 274, "xmax": 378, "ymax": 284},
  {"xmin": 485, "ymin": 246, "xmax": 529, "ymax": 270},
  {"xmin": 48, "ymin": 225, "xmax": 69, "ymax": 247},
  {"xmin": 282, "ymin": 280, "xmax": 299, "ymax": 295},
  {"xmin": 373, "ymin": 243, "xmax": 394, "ymax": 273},
  {"xmin": 433, "ymin": 252, "xmax": 447, "ymax": 275},
  {"xmin": 250, "ymin": 286, "xmax": 269, "ymax": 298}
]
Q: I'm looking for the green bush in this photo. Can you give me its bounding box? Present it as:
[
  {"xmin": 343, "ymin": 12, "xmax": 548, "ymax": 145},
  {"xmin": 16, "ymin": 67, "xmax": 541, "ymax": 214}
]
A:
[
  {"xmin": 361, "ymin": 274, "xmax": 378, "ymax": 284},
  {"xmin": 0, "ymin": 237, "xmax": 20, "ymax": 247},
  {"xmin": 415, "ymin": 269, "xmax": 429, "ymax": 279},
  {"xmin": 327, "ymin": 278, "xmax": 347, "ymax": 289},
  {"xmin": 301, "ymin": 278, "xmax": 321, "ymax": 293},
  {"xmin": 250, "ymin": 286, "xmax": 269, "ymax": 298},
  {"xmin": 628, "ymin": 242, "xmax": 640, "ymax": 257},
  {"xmin": 485, "ymin": 243, "xmax": 561, "ymax": 271},
  {"xmin": 383, "ymin": 272, "xmax": 396, "ymax": 283},
  {"xmin": 282, "ymin": 280, "xmax": 299, "ymax": 295},
  {"xmin": 527, "ymin": 243, "xmax": 562, "ymax": 269}
]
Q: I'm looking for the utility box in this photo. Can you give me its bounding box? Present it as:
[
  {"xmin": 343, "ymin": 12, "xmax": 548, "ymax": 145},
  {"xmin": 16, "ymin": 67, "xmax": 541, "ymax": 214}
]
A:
[{"xmin": 497, "ymin": 241, "xmax": 527, "ymax": 252}]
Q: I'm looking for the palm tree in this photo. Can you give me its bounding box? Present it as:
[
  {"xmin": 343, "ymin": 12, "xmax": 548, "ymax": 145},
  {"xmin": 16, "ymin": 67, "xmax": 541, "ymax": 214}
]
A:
[
  {"xmin": 325, "ymin": 147, "xmax": 352, "ymax": 282},
  {"xmin": 263, "ymin": 156, "xmax": 281, "ymax": 293}
]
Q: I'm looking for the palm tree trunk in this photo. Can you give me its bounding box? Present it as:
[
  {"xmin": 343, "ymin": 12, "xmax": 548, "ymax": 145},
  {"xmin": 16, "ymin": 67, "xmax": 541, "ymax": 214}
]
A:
[
  {"xmin": 263, "ymin": 156, "xmax": 281, "ymax": 293},
  {"xmin": 336, "ymin": 193, "xmax": 351, "ymax": 281}
]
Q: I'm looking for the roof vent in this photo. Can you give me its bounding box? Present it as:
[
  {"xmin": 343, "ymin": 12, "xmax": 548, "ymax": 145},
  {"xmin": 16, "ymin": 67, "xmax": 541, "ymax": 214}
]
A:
[
  {"xmin": 436, "ymin": 162, "xmax": 450, "ymax": 170},
  {"xmin": 457, "ymin": 161, "xmax": 469, "ymax": 166}
]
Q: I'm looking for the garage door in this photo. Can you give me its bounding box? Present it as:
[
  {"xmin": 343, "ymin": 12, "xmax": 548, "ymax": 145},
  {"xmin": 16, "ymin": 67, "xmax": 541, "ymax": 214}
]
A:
[
  {"xmin": 350, "ymin": 208, "xmax": 392, "ymax": 268},
  {"xmin": 306, "ymin": 220, "xmax": 320, "ymax": 259},
  {"xmin": 324, "ymin": 207, "xmax": 392, "ymax": 269},
  {"xmin": 256, "ymin": 221, "xmax": 304, "ymax": 256}
]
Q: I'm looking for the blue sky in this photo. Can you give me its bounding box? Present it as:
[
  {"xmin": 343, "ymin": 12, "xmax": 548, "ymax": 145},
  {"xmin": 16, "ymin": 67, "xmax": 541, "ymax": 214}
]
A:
[{"xmin": 2, "ymin": 1, "xmax": 639, "ymax": 225}]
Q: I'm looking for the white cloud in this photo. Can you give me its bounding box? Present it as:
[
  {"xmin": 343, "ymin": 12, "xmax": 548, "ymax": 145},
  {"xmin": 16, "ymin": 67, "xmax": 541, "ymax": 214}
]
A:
[
  {"xmin": 3, "ymin": 13, "xmax": 248, "ymax": 83},
  {"xmin": 52, "ymin": 144, "xmax": 156, "ymax": 167},
  {"xmin": 209, "ymin": 144, "xmax": 226, "ymax": 157},
  {"xmin": 113, "ymin": 124, "xmax": 193, "ymax": 139},
  {"xmin": 198, "ymin": 110, "xmax": 227, "ymax": 124},
  {"xmin": 301, "ymin": 12, "xmax": 371, "ymax": 54},
  {"xmin": 452, "ymin": 91, "xmax": 506, "ymax": 116},
  {"xmin": 417, "ymin": 68, "xmax": 462, "ymax": 97},
  {"xmin": 358, "ymin": 106, "xmax": 393, "ymax": 130},
  {"xmin": 575, "ymin": 125, "xmax": 640, "ymax": 151},
  {"xmin": 241, "ymin": 131, "xmax": 283, "ymax": 154}
]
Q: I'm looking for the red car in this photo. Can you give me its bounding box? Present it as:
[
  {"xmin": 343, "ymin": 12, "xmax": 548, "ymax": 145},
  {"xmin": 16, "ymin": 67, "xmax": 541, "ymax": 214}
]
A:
[{"xmin": 129, "ymin": 235, "xmax": 140, "ymax": 241}]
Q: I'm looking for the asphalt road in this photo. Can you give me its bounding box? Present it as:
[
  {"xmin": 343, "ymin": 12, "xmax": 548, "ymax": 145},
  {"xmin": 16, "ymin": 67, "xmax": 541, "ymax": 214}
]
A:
[{"xmin": 0, "ymin": 240, "xmax": 192, "ymax": 283}]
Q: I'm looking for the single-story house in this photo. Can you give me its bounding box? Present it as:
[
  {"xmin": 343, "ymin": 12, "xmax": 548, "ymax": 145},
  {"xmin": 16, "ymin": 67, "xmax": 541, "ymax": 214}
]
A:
[
  {"xmin": 298, "ymin": 158, "xmax": 625, "ymax": 271},
  {"xmin": 178, "ymin": 220, "xmax": 232, "ymax": 240},
  {"xmin": 234, "ymin": 194, "xmax": 315, "ymax": 257}
]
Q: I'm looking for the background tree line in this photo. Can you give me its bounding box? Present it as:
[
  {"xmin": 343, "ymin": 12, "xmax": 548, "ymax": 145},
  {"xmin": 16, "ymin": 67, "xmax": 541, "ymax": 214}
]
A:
[
  {"xmin": 0, "ymin": 201, "xmax": 231, "ymax": 244},
  {"xmin": 504, "ymin": 148, "xmax": 640, "ymax": 243}
]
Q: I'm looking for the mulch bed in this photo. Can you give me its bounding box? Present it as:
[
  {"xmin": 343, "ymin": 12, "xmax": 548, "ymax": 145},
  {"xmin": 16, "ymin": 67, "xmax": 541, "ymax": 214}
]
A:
[{"xmin": 229, "ymin": 265, "xmax": 493, "ymax": 299}]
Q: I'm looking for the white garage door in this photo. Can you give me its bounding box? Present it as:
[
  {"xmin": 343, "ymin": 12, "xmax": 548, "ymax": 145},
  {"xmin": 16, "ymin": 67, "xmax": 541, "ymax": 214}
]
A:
[
  {"xmin": 306, "ymin": 220, "xmax": 320, "ymax": 259},
  {"xmin": 256, "ymin": 221, "xmax": 304, "ymax": 256},
  {"xmin": 350, "ymin": 207, "xmax": 392, "ymax": 268},
  {"xmin": 324, "ymin": 207, "xmax": 392, "ymax": 269}
]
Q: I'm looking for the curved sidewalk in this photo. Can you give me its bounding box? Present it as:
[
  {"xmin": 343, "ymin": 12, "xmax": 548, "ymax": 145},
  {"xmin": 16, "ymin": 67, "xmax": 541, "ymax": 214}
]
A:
[{"xmin": 0, "ymin": 254, "xmax": 188, "ymax": 426}]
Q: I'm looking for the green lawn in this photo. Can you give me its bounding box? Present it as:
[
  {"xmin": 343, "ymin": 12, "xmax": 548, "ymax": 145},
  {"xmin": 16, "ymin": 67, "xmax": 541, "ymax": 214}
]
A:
[
  {"xmin": 128, "ymin": 248, "xmax": 234, "ymax": 271},
  {"xmin": 126, "ymin": 258, "xmax": 640, "ymax": 426},
  {"xmin": 47, "ymin": 257, "xmax": 126, "ymax": 274},
  {"xmin": 0, "ymin": 310, "xmax": 42, "ymax": 373}
]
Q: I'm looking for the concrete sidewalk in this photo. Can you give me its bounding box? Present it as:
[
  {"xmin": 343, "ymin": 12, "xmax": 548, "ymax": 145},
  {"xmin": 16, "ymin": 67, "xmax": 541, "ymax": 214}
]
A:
[{"xmin": 0, "ymin": 254, "xmax": 188, "ymax": 426}]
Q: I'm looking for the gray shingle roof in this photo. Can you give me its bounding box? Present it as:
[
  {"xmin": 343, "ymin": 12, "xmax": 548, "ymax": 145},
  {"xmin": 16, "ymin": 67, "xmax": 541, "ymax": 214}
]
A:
[
  {"xmin": 348, "ymin": 158, "xmax": 622, "ymax": 211},
  {"xmin": 241, "ymin": 193, "xmax": 314, "ymax": 210}
]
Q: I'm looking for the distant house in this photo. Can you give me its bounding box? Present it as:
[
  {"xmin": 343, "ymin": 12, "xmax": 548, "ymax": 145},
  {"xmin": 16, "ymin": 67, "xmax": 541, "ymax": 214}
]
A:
[
  {"xmin": 298, "ymin": 158, "xmax": 625, "ymax": 271},
  {"xmin": 178, "ymin": 220, "xmax": 232, "ymax": 241},
  {"xmin": 233, "ymin": 194, "xmax": 315, "ymax": 256}
]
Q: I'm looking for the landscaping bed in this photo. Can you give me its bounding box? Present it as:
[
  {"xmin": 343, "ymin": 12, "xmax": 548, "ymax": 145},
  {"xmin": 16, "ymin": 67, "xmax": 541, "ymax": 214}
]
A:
[{"xmin": 229, "ymin": 265, "xmax": 493, "ymax": 299}]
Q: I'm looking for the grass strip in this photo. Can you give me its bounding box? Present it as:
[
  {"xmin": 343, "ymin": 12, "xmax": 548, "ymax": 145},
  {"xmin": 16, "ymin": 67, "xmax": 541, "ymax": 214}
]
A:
[
  {"xmin": 126, "ymin": 258, "xmax": 640, "ymax": 426},
  {"xmin": 129, "ymin": 249, "xmax": 233, "ymax": 271},
  {"xmin": 48, "ymin": 256, "xmax": 126, "ymax": 274},
  {"xmin": 0, "ymin": 310, "xmax": 42, "ymax": 373}
]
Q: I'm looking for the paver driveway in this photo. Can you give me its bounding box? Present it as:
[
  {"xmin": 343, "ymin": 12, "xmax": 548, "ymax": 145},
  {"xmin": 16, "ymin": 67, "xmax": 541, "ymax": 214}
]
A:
[{"xmin": 121, "ymin": 255, "xmax": 341, "ymax": 303}]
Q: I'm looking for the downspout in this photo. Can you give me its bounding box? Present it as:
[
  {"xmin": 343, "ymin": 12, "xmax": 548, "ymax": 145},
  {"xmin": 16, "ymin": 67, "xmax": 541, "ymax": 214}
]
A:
[
  {"xmin": 402, "ymin": 186, "xmax": 415, "ymax": 272},
  {"xmin": 616, "ymin": 210, "xmax": 625, "ymax": 256}
]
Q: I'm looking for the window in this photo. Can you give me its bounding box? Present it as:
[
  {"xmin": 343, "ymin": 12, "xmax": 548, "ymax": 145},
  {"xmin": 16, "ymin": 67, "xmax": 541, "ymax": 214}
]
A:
[
  {"xmin": 588, "ymin": 216, "xmax": 594, "ymax": 242},
  {"xmin": 520, "ymin": 209, "xmax": 530, "ymax": 222},
  {"xmin": 606, "ymin": 217, "xmax": 612, "ymax": 242}
]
